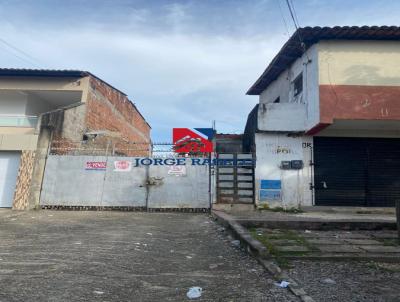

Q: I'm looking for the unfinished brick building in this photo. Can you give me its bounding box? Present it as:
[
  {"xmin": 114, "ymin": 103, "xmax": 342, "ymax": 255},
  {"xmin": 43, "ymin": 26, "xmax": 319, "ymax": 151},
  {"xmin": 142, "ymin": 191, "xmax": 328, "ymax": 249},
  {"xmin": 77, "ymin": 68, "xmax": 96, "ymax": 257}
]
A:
[{"xmin": 0, "ymin": 69, "xmax": 151, "ymax": 210}]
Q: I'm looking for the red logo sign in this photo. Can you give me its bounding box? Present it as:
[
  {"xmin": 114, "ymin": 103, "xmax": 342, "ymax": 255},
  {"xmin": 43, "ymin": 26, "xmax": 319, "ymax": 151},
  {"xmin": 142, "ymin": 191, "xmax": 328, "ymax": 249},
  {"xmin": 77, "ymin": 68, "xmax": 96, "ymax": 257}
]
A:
[
  {"xmin": 114, "ymin": 160, "xmax": 132, "ymax": 172},
  {"xmin": 173, "ymin": 128, "xmax": 213, "ymax": 153}
]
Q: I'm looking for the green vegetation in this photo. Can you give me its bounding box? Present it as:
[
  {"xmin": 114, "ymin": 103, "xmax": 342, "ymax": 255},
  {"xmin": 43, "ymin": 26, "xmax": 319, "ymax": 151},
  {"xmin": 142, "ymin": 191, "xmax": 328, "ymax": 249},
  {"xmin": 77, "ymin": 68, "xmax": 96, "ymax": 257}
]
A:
[
  {"xmin": 379, "ymin": 238, "xmax": 400, "ymax": 246},
  {"xmin": 257, "ymin": 206, "xmax": 304, "ymax": 214},
  {"xmin": 249, "ymin": 228, "xmax": 316, "ymax": 268}
]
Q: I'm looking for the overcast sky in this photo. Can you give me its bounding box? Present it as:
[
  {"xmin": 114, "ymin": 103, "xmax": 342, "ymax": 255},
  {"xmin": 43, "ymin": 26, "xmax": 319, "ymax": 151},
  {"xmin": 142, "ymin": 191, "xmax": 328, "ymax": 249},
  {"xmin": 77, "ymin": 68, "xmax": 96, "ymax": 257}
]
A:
[{"xmin": 0, "ymin": 0, "xmax": 399, "ymax": 141}]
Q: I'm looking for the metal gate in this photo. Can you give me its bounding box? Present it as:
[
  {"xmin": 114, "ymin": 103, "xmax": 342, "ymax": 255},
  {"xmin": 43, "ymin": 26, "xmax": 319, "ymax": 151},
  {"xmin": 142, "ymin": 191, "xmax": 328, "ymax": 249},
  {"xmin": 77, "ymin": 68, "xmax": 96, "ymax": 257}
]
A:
[
  {"xmin": 216, "ymin": 153, "xmax": 255, "ymax": 204},
  {"xmin": 314, "ymin": 137, "xmax": 400, "ymax": 207}
]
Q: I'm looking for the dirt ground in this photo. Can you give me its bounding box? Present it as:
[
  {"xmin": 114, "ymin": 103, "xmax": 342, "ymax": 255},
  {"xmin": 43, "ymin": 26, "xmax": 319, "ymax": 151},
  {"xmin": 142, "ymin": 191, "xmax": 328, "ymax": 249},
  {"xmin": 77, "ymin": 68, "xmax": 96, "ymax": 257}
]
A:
[
  {"xmin": 0, "ymin": 210, "xmax": 296, "ymax": 302},
  {"xmin": 288, "ymin": 260, "xmax": 400, "ymax": 302}
]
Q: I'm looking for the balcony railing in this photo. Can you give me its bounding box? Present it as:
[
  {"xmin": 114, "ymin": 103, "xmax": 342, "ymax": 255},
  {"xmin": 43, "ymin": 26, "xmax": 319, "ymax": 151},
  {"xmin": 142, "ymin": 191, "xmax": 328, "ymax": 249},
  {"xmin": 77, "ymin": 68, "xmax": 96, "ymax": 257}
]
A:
[{"xmin": 0, "ymin": 115, "xmax": 38, "ymax": 128}]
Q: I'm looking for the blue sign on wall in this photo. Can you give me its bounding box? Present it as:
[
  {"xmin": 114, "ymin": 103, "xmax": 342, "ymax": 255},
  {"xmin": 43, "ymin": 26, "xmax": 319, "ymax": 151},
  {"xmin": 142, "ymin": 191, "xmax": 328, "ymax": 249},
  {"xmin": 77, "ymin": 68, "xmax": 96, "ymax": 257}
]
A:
[
  {"xmin": 259, "ymin": 189, "xmax": 281, "ymax": 201},
  {"xmin": 260, "ymin": 179, "xmax": 281, "ymax": 190},
  {"xmin": 259, "ymin": 179, "xmax": 282, "ymax": 202}
]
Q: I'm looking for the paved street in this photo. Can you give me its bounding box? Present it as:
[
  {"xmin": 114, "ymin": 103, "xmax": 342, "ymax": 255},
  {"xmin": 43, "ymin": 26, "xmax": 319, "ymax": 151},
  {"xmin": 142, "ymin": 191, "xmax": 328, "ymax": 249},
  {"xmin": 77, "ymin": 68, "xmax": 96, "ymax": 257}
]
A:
[{"xmin": 0, "ymin": 211, "xmax": 295, "ymax": 302}]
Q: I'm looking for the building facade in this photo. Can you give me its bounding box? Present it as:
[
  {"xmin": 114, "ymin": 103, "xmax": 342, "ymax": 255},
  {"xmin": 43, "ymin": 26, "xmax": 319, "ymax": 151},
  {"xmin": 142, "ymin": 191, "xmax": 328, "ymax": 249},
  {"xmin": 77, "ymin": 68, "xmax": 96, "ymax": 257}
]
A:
[
  {"xmin": 244, "ymin": 26, "xmax": 400, "ymax": 208},
  {"xmin": 0, "ymin": 69, "xmax": 151, "ymax": 210}
]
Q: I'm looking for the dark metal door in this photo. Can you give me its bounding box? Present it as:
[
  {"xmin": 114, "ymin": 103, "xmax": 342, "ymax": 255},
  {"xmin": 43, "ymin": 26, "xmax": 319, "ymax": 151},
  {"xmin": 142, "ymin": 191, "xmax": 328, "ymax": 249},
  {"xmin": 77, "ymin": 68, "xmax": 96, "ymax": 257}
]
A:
[
  {"xmin": 366, "ymin": 139, "xmax": 400, "ymax": 207},
  {"xmin": 314, "ymin": 137, "xmax": 400, "ymax": 207}
]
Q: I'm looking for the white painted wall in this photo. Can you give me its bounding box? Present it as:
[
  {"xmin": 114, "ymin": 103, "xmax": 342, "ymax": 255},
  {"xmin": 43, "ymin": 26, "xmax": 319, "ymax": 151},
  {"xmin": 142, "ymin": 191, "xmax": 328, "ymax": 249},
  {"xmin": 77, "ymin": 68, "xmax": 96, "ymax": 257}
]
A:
[
  {"xmin": 258, "ymin": 44, "xmax": 320, "ymax": 132},
  {"xmin": 0, "ymin": 91, "xmax": 28, "ymax": 116},
  {"xmin": 25, "ymin": 93, "xmax": 54, "ymax": 116},
  {"xmin": 319, "ymin": 40, "xmax": 400, "ymax": 86},
  {"xmin": 255, "ymin": 133, "xmax": 313, "ymax": 208},
  {"xmin": 0, "ymin": 151, "xmax": 21, "ymax": 208}
]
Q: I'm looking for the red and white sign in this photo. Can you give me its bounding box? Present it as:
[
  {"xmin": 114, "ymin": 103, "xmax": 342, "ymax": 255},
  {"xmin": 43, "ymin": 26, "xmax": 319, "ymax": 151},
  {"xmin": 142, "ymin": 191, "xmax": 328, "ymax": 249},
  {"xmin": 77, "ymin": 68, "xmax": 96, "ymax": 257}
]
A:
[
  {"xmin": 114, "ymin": 160, "xmax": 132, "ymax": 172},
  {"xmin": 167, "ymin": 165, "xmax": 186, "ymax": 176},
  {"xmin": 173, "ymin": 128, "xmax": 213, "ymax": 153},
  {"xmin": 85, "ymin": 161, "xmax": 107, "ymax": 170}
]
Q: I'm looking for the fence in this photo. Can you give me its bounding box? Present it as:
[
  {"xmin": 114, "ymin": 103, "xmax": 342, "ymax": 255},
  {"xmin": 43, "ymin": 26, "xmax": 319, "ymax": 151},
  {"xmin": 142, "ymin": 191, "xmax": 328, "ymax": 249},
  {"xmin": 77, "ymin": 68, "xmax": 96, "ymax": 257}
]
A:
[{"xmin": 40, "ymin": 154, "xmax": 210, "ymax": 210}]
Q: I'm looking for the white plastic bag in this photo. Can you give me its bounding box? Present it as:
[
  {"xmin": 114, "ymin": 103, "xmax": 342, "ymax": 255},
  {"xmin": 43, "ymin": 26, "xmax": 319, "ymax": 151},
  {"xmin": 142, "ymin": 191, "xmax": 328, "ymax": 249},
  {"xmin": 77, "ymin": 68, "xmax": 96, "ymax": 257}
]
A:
[
  {"xmin": 186, "ymin": 287, "xmax": 202, "ymax": 299},
  {"xmin": 275, "ymin": 281, "xmax": 290, "ymax": 288}
]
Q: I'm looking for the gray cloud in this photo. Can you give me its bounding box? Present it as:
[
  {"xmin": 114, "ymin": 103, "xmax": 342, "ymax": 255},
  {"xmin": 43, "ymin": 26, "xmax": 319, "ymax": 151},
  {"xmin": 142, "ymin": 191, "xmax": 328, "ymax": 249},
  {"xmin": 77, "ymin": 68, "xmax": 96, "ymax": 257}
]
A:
[{"xmin": 0, "ymin": 0, "xmax": 399, "ymax": 140}]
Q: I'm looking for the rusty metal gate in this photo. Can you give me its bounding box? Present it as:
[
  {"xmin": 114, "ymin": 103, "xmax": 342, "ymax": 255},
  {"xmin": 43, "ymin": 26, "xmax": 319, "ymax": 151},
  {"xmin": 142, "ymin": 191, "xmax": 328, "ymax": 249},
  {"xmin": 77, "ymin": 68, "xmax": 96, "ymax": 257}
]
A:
[{"xmin": 216, "ymin": 153, "xmax": 255, "ymax": 204}]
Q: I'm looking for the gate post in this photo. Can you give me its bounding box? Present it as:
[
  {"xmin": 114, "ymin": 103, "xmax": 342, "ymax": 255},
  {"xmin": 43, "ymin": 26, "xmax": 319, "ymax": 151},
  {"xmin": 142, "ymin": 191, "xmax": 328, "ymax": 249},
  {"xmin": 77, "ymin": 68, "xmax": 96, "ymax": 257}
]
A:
[{"xmin": 396, "ymin": 200, "xmax": 400, "ymax": 244}]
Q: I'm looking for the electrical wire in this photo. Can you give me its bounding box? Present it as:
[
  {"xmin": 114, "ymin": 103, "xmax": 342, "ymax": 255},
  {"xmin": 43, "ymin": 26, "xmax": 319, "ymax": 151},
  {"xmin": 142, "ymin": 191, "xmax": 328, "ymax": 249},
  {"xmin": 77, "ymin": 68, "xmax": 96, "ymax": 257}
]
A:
[
  {"xmin": 0, "ymin": 37, "xmax": 42, "ymax": 68},
  {"xmin": 285, "ymin": 0, "xmax": 300, "ymax": 30},
  {"xmin": 276, "ymin": 0, "xmax": 291, "ymax": 36},
  {"xmin": 285, "ymin": 0, "xmax": 310, "ymax": 60}
]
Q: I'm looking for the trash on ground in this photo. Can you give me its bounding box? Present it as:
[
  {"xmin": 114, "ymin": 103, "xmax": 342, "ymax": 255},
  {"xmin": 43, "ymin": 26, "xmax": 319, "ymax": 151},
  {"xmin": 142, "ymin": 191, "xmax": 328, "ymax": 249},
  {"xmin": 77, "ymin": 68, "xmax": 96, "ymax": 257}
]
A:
[
  {"xmin": 209, "ymin": 263, "xmax": 222, "ymax": 269},
  {"xmin": 321, "ymin": 278, "xmax": 336, "ymax": 285},
  {"xmin": 93, "ymin": 290, "xmax": 104, "ymax": 295},
  {"xmin": 186, "ymin": 255, "xmax": 193, "ymax": 259},
  {"xmin": 275, "ymin": 281, "xmax": 290, "ymax": 288},
  {"xmin": 186, "ymin": 287, "xmax": 202, "ymax": 299},
  {"xmin": 146, "ymin": 233, "xmax": 153, "ymax": 236},
  {"xmin": 305, "ymin": 230, "xmax": 311, "ymax": 233},
  {"xmin": 231, "ymin": 240, "xmax": 240, "ymax": 247}
]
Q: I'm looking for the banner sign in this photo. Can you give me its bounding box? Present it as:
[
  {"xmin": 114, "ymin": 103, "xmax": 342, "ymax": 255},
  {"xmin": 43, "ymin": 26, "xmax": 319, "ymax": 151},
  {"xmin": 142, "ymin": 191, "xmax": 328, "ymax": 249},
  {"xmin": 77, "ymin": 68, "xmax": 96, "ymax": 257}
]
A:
[
  {"xmin": 114, "ymin": 160, "xmax": 132, "ymax": 172},
  {"xmin": 85, "ymin": 161, "xmax": 107, "ymax": 170},
  {"xmin": 167, "ymin": 165, "xmax": 187, "ymax": 176},
  {"xmin": 173, "ymin": 128, "xmax": 214, "ymax": 153},
  {"xmin": 132, "ymin": 157, "xmax": 254, "ymax": 167}
]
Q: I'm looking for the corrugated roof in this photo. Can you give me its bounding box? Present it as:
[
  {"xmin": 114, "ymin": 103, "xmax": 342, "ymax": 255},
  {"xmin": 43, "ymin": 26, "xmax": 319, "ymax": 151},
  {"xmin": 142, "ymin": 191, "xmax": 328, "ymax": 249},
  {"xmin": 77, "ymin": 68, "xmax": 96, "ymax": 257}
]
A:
[
  {"xmin": 0, "ymin": 68, "xmax": 86, "ymax": 78},
  {"xmin": 247, "ymin": 26, "xmax": 400, "ymax": 95},
  {"xmin": 0, "ymin": 68, "xmax": 127, "ymax": 96}
]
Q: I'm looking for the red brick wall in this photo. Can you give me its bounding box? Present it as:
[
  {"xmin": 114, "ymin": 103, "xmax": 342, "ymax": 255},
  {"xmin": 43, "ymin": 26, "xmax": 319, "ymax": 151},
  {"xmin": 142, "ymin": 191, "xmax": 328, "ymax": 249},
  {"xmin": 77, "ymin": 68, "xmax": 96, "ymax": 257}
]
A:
[
  {"xmin": 48, "ymin": 76, "xmax": 151, "ymax": 156},
  {"xmin": 85, "ymin": 76, "xmax": 151, "ymax": 156}
]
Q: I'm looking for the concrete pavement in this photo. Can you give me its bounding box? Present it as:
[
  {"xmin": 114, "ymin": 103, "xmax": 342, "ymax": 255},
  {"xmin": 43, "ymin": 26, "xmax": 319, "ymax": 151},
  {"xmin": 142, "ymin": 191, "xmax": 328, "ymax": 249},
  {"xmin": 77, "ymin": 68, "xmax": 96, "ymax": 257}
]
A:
[{"xmin": 0, "ymin": 210, "xmax": 296, "ymax": 301}]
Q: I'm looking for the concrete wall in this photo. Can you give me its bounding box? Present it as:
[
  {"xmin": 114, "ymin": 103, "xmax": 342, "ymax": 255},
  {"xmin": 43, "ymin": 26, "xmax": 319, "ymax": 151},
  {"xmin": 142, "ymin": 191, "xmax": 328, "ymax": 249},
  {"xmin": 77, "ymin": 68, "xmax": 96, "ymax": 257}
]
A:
[
  {"xmin": 40, "ymin": 155, "xmax": 210, "ymax": 208},
  {"xmin": 53, "ymin": 76, "xmax": 151, "ymax": 157},
  {"xmin": 258, "ymin": 44, "xmax": 319, "ymax": 132},
  {"xmin": 0, "ymin": 134, "xmax": 38, "ymax": 151},
  {"xmin": 148, "ymin": 164, "xmax": 209, "ymax": 208},
  {"xmin": 318, "ymin": 40, "xmax": 400, "ymax": 127},
  {"xmin": 0, "ymin": 91, "xmax": 27, "ymax": 115},
  {"xmin": 254, "ymin": 133, "xmax": 313, "ymax": 208},
  {"xmin": 319, "ymin": 40, "xmax": 400, "ymax": 86}
]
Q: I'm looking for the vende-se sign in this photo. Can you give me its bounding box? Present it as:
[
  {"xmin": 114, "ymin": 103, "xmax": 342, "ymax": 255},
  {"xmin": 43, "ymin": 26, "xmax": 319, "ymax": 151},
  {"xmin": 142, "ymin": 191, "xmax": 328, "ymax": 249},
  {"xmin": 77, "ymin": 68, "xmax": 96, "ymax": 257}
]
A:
[{"xmin": 85, "ymin": 161, "xmax": 107, "ymax": 170}]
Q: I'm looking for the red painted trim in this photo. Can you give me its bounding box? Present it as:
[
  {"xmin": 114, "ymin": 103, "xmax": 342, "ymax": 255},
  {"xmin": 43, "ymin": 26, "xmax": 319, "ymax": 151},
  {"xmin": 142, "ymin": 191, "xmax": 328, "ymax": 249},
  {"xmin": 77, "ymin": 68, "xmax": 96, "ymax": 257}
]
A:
[
  {"xmin": 306, "ymin": 123, "xmax": 329, "ymax": 135},
  {"xmin": 319, "ymin": 84, "xmax": 400, "ymax": 124}
]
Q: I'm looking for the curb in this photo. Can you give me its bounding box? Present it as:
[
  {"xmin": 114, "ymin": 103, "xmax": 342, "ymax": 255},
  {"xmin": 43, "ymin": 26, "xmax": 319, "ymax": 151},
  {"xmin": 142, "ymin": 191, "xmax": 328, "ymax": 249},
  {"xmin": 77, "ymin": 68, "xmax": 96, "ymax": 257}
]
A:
[
  {"xmin": 0, "ymin": 210, "xmax": 27, "ymax": 221},
  {"xmin": 212, "ymin": 210, "xmax": 315, "ymax": 302},
  {"xmin": 237, "ymin": 219, "xmax": 396, "ymax": 231}
]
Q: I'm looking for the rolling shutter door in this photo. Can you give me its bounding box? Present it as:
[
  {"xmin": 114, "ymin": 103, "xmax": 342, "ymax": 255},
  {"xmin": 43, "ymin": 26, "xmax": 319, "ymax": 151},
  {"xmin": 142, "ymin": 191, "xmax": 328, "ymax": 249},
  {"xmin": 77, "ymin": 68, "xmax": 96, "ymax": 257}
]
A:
[
  {"xmin": 314, "ymin": 137, "xmax": 367, "ymax": 206},
  {"xmin": 314, "ymin": 137, "xmax": 399, "ymax": 207}
]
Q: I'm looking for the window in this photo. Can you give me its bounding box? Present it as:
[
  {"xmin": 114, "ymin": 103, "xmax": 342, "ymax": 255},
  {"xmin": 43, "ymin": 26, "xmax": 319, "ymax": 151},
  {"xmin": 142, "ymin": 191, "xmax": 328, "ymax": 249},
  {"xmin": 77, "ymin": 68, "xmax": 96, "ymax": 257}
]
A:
[
  {"xmin": 273, "ymin": 97, "xmax": 280, "ymax": 103},
  {"xmin": 293, "ymin": 73, "xmax": 303, "ymax": 96}
]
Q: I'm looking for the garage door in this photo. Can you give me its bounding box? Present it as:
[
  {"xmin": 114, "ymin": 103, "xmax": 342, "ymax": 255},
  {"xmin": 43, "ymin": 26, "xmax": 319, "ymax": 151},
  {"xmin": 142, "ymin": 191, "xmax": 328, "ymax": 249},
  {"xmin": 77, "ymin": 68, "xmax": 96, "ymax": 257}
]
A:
[
  {"xmin": 314, "ymin": 137, "xmax": 400, "ymax": 207},
  {"xmin": 0, "ymin": 152, "xmax": 21, "ymax": 208}
]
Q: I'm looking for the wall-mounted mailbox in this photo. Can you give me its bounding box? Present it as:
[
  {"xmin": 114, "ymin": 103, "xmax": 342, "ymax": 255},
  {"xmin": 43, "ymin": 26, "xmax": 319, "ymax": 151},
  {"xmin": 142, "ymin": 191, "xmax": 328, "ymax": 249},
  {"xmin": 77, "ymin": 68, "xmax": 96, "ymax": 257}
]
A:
[
  {"xmin": 280, "ymin": 161, "xmax": 291, "ymax": 170},
  {"xmin": 291, "ymin": 160, "xmax": 303, "ymax": 169}
]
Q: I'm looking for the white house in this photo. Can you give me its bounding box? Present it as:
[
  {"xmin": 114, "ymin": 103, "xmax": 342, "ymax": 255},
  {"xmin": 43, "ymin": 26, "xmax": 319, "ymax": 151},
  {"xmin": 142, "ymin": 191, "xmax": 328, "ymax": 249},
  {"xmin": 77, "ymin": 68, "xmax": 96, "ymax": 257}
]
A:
[{"xmin": 244, "ymin": 26, "xmax": 400, "ymax": 208}]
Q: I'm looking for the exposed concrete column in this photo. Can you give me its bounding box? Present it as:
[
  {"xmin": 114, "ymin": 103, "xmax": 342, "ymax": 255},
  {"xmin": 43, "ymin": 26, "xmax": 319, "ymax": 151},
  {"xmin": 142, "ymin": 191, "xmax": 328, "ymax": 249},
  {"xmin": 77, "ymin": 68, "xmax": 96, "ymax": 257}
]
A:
[{"xmin": 27, "ymin": 127, "xmax": 51, "ymax": 210}]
